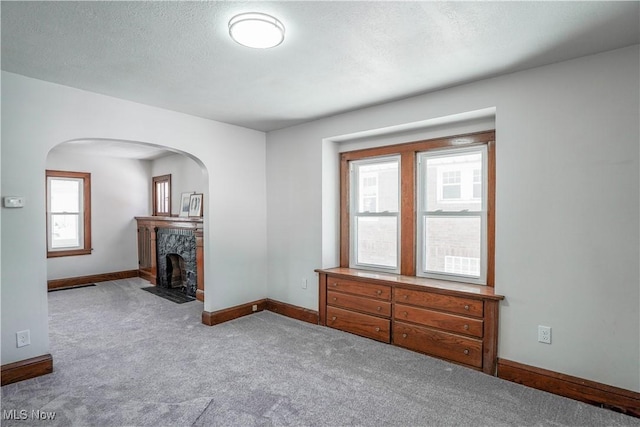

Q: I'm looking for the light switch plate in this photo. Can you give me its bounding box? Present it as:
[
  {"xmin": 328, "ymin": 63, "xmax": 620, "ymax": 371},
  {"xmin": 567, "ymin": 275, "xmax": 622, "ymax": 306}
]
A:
[{"xmin": 3, "ymin": 196, "xmax": 25, "ymax": 208}]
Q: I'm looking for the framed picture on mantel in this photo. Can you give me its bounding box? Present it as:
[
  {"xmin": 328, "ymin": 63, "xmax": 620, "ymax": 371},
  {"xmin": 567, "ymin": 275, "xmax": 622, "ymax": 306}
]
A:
[
  {"xmin": 179, "ymin": 193, "xmax": 191, "ymax": 217},
  {"xmin": 189, "ymin": 193, "xmax": 203, "ymax": 217}
]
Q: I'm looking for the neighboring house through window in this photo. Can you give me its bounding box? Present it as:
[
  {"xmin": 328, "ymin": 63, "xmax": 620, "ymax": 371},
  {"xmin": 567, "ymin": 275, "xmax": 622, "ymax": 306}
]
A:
[{"xmin": 441, "ymin": 170, "xmax": 461, "ymax": 199}]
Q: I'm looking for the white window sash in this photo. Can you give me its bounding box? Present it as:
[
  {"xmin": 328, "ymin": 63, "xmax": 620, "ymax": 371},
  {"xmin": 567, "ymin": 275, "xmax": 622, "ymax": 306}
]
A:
[
  {"xmin": 416, "ymin": 145, "xmax": 487, "ymax": 284},
  {"xmin": 47, "ymin": 177, "xmax": 84, "ymax": 252},
  {"xmin": 417, "ymin": 211, "xmax": 487, "ymax": 283},
  {"xmin": 349, "ymin": 155, "xmax": 401, "ymax": 273}
]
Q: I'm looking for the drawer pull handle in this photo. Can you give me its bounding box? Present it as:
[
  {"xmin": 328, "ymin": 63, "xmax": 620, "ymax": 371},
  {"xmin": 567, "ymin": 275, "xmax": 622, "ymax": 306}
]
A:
[
  {"xmin": 332, "ymin": 316, "xmax": 337, "ymax": 321},
  {"xmin": 375, "ymin": 327, "xmax": 380, "ymax": 332},
  {"xmin": 464, "ymin": 305, "xmax": 470, "ymax": 311},
  {"xmin": 376, "ymin": 290, "xmax": 382, "ymax": 295},
  {"xmin": 377, "ymin": 306, "xmax": 382, "ymax": 311},
  {"xmin": 403, "ymin": 295, "xmax": 408, "ymax": 299},
  {"xmin": 333, "ymin": 297, "xmax": 337, "ymax": 301},
  {"xmin": 463, "ymin": 349, "xmax": 469, "ymax": 355},
  {"xmin": 402, "ymin": 333, "xmax": 407, "ymax": 338},
  {"xmin": 403, "ymin": 311, "xmax": 408, "ymax": 317},
  {"xmin": 463, "ymin": 324, "xmax": 469, "ymax": 330},
  {"xmin": 332, "ymin": 283, "xmax": 338, "ymax": 287}
]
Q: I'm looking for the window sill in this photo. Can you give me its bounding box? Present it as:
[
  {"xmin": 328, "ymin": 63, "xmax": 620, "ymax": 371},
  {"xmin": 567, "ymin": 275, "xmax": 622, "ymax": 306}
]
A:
[{"xmin": 47, "ymin": 248, "xmax": 92, "ymax": 258}]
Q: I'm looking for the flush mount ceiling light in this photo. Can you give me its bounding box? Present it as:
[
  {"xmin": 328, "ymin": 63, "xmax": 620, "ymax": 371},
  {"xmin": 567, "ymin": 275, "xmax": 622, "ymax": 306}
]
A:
[{"xmin": 228, "ymin": 12, "xmax": 285, "ymax": 49}]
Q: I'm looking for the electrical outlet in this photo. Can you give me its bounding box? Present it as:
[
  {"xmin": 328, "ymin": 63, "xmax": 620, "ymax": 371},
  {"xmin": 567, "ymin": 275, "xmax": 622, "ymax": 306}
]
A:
[
  {"xmin": 538, "ymin": 325, "xmax": 551, "ymax": 344},
  {"xmin": 252, "ymin": 304, "xmax": 257, "ymax": 312},
  {"xmin": 16, "ymin": 330, "xmax": 30, "ymax": 348},
  {"xmin": 302, "ymin": 278, "xmax": 308, "ymax": 289}
]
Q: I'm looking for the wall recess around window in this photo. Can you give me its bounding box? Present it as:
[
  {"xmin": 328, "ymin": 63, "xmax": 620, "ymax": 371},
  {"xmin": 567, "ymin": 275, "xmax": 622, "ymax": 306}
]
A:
[{"xmin": 340, "ymin": 130, "xmax": 495, "ymax": 286}]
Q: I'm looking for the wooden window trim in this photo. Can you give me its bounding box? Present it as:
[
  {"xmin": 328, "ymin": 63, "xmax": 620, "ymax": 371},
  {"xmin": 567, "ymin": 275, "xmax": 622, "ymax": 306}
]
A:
[
  {"xmin": 46, "ymin": 170, "xmax": 92, "ymax": 258},
  {"xmin": 340, "ymin": 131, "xmax": 496, "ymax": 286},
  {"xmin": 152, "ymin": 174, "xmax": 171, "ymax": 216}
]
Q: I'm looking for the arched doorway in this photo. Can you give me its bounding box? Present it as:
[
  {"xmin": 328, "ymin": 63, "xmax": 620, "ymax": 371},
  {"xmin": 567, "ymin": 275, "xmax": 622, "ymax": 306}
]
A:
[{"xmin": 45, "ymin": 138, "xmax": 209, "ymax": 305}]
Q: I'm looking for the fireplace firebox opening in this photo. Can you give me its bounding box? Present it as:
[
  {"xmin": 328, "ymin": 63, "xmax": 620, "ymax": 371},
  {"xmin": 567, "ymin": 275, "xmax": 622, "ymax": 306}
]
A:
[{"xmin": 166, "ymin": 253, "xmax": 187, "ymax": 291}]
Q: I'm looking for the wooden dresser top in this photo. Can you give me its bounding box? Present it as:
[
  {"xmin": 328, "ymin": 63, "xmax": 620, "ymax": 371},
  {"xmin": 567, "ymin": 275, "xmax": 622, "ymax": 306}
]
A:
[{"xmin": 316, "ymin": 267, "xmax": 504, "ymax": 301}]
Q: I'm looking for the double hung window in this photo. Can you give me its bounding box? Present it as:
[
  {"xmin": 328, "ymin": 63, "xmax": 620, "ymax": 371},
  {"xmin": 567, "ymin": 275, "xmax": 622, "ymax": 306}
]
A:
[
  {"xmin": 350, "ymin": 156, "xmax": 400, "ymax": 272},
  {"xmin": 153, "ymin": 174, "xmax": 171, "ymax": 216},
  {"xmin": 417, "ymin": 146, "xmax": 487, "ymax": 284},
  {"xmin": 340, "ymin": 131, "xmax": 495, "ymax": 286},
  {"xmin": 46, "ymin": 170, "xmax": 92, "ymax": 258}
]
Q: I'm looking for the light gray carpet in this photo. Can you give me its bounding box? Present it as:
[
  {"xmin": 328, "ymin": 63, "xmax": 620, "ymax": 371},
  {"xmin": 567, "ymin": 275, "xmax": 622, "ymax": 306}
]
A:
[{"xmin": 1, "ymin": 277, "xmax": 637, "ymax": 426}]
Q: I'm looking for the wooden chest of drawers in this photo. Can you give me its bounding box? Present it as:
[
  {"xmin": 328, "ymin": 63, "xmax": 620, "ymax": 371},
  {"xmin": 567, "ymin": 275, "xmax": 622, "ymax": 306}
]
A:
[
  {"xmin": 317, "ymin": 268, "xmax": 504, "ymax": 375},
  {"xmin": 325, "ymin": 276, "xmax": 391, "ymax": 343}
]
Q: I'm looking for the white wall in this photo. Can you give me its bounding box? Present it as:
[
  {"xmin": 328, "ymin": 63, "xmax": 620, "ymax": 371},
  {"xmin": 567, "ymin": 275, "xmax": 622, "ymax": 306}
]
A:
[
  {"xmin": 1, "ymin": 72, "xmax": 268, "ymax": 365},
  {"xmin": 266, "ymin": 46, "xmax": 640, "ymax": 392},
  {"xmin": 46, "ymin": 151, "xmax": 150, "ymax": 280},
  {"xmin": 150, "ymin": 153, "xmax": 206, "ymax": 216}
]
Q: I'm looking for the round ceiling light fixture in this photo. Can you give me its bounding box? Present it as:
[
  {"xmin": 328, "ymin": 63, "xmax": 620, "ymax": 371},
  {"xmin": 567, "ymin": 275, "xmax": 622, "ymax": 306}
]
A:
[{"xmin": 228, "ymin": 12, "xmax": 285, "ymax": 49}]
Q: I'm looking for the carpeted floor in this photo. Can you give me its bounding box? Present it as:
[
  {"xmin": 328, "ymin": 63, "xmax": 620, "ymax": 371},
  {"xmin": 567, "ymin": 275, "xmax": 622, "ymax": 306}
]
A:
[{"xmin": 1, "ymin": 277, "xmax": 637, "ymax": 426}]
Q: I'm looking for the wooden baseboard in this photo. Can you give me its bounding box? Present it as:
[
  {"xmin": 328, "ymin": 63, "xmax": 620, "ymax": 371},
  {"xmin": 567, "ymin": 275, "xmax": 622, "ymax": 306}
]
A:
[
  {"xmin": 497, "ymin": 358, "xmax": 640, "ymax": 417},
  {"xmin": 202, "ymin": 299, "xmax": 267, "ymax": 326},
  {"xmin": 202, "ymin": 298, "xmax": 319, "ymax": 326},
  {"xmin": 138, "ymin": 269, "xmax": 156, "ymax": 284},
  {"xmin": 1, "ymin": 354, "xmax": 53, "ymax": 386},
  {"xmin": 266, "ymin": 299, "xmax": 319, "ymax": 324},
  {"xmin": 47, "ymin": 270, "xmax": 139, "ymax": 290},
  {"xmin": 196, "ymin": 289, "xmax": 204, "ymax": 302}
]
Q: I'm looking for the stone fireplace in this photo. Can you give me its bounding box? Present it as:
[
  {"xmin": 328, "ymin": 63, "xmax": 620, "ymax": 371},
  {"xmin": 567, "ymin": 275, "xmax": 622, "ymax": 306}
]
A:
[
  {"xmin": 136, "ymin": 216, "xmax": 204, "ymax": 301},
  {"xmin": 156, "ymin": 228, "xmax": 197, "ymax": 297}
]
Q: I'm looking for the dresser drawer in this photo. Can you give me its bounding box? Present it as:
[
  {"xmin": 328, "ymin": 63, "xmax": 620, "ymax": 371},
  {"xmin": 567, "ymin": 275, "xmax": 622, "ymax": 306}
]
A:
[
  {"xmin": 327, "ymin": 306, "xmax": 391, "ymax": 343},
  {"xmin": 393, "ymin": 321, "xmax": 482, "ymax": 368},
  {"xmin": 327, "ymin": 278, "xmax": 391, "ymax": 301},
  {"xmin": 394, "ymin": 304, "xmax": 483, "ymax": 337},
  {"xmin": 394, "ymin": 288, "xmax": 483, "ymax": 317},
  {"xmin": 328, "ymin": 291, "xmax": 391, "ymax": 317}
]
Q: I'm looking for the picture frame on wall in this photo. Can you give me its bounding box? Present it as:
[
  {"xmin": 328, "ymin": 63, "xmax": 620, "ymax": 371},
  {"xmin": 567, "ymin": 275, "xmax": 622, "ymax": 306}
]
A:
[
  {"xmin": 188, "ymin": 193, "xmax": 203, "ymax": 217},
  {"xmin": 179, "ymin": 192, "xmax": 192, "ymax": 217}
]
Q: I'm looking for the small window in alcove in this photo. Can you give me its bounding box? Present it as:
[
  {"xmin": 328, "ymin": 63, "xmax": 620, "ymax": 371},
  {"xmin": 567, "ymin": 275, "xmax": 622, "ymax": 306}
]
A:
[{"xmin": 153, "ymin": 174, "xmax": 171, "ymax": 216}]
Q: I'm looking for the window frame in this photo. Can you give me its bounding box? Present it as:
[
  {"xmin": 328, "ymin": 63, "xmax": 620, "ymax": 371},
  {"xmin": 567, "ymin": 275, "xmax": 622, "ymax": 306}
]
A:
[
  {"xmin": 340, "ymin": 130, "xmax": 495, "ymax": 286},
  {"xmin": 46, "ymin": 170, "xmax": 92, "ymax": 258},
  {"xmin": 152, "ymin": 174, "xmax": 171, "ymax": 216}
]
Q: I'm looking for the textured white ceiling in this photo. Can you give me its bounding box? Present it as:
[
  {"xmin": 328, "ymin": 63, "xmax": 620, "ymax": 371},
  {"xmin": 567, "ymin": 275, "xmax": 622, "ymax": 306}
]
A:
[{"xmin": 2, "ymin": 1, "xmax": 639, "ymax": 133}]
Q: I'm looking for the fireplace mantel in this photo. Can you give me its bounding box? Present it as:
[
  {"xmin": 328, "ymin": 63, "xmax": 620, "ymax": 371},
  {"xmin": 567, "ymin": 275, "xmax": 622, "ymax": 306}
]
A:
[{"xmin": 135, "ymin": 216, "xmax": 204, "ymax": 301}]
